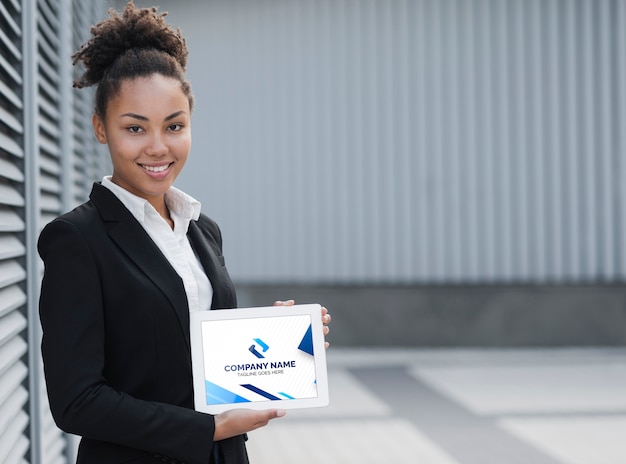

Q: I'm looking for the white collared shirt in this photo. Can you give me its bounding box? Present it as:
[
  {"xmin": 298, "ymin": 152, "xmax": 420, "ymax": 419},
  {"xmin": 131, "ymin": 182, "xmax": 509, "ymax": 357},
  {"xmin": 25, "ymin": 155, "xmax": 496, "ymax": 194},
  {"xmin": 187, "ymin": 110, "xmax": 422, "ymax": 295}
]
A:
[{"xmin": 102, "ymin": 176, "xmax": 213, "ymax": 312}]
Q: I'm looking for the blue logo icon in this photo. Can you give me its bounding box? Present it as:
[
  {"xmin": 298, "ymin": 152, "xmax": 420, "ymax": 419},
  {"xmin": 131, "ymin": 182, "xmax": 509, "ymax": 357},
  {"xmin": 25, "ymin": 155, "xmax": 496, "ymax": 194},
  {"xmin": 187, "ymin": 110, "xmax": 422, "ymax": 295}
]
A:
[{"xmin": 249, "ymin": 338, "xmax": 269, "ymax": 359}]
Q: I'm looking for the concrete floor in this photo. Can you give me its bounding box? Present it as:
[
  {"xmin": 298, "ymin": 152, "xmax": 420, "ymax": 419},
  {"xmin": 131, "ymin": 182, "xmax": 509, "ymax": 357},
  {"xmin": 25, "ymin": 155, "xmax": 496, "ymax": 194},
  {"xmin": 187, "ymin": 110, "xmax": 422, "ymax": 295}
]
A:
[{"xmin": 245, "ymin": 347, "xmax": 626, "ymax": 464}]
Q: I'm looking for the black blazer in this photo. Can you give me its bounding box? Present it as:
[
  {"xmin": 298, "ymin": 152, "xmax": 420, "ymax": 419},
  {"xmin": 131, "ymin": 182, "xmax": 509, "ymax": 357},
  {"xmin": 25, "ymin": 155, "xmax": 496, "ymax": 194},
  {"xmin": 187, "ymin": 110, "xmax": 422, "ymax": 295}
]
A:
[{"xmin": 38, "ymin": 183, "xmax": 248, "ymax": 464}]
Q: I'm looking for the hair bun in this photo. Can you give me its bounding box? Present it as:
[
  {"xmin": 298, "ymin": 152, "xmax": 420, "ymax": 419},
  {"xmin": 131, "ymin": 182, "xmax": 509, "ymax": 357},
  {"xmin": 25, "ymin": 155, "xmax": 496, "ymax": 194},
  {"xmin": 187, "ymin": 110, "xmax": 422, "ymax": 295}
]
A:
[{"xmin": 73, "ymin": 1, "xmax": 188, "ymax": 88}]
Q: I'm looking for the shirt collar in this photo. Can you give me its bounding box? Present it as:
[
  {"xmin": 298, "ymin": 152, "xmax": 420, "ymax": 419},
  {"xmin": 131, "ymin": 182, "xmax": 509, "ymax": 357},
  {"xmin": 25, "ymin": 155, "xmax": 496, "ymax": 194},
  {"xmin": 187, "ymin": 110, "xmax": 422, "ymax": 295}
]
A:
[
  {"xmin": 101, "ymin": 176, "xmax": 201, "ymax": 227},
  {"xmin": 166, "ymin": 184, "xmax": 202, "ymax": 224}
]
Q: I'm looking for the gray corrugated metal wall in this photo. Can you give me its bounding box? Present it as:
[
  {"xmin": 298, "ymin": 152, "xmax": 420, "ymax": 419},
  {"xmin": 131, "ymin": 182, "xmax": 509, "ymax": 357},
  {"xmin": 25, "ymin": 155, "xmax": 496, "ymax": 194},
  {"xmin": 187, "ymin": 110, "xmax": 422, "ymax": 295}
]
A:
[
  {"xmin": 0, "ymin": 1, "xmax": 30, "ymax": 461},
  {"xmin": 0, "ymin": 0, "xmax": 105, "ymax": 462},
  {"xmin": 164, "ymin": 0, "xmax": 626, "ymax": 284}
]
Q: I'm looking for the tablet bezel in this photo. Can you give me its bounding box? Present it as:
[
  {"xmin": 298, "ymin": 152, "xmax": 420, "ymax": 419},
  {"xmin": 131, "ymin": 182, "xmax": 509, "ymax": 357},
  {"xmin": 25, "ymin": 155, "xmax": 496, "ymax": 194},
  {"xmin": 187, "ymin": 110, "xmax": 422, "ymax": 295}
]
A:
[{"xmin": 190, "ymin": 304, "xmax": 329, "ymax": 414}]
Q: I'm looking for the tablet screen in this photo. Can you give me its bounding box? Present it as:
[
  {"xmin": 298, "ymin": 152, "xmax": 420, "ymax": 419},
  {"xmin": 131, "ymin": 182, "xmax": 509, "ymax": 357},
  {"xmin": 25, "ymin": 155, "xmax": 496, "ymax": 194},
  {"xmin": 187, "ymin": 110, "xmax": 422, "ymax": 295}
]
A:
[{"xmin": 190, "ymin": 304, "xmax": 329, "ymax": 413}]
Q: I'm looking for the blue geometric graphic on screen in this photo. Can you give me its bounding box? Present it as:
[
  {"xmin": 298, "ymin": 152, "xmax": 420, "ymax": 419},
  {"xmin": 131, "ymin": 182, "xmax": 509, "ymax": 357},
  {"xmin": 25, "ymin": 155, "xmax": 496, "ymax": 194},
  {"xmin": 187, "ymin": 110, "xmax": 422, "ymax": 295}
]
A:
[
  {"xmin": 254, "ymin": 338, "xmax": 269, "ymax": 352},
  {"xmin": 205, "ymin": 380, "xmax": 250, "ymax": 405},
  {"xmin": 241, "ymin": 384, "xmax": 282, "ymax": 401},
  {"xmin": 249, "ymin": 338, "xmax": 269, "ymax": 359},
  {"xmin": 249, "ymin": 344, "xmax": 264, "ymax": 359},
  {"xmin": 297, "ymin": 324, "xmax": 314, "ymax": 356},
  {"xmin": 278, "ymin": 392, "xmax": 295, "ymax": 400}
]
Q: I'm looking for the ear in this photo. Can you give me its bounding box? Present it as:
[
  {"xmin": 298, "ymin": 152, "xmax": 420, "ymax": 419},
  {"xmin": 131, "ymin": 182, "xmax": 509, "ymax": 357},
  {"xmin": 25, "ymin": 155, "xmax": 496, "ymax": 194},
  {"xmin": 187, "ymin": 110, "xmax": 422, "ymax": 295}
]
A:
[{"xmin": 92, "ymin": 113, "xmax": 107, "ymax": 144}]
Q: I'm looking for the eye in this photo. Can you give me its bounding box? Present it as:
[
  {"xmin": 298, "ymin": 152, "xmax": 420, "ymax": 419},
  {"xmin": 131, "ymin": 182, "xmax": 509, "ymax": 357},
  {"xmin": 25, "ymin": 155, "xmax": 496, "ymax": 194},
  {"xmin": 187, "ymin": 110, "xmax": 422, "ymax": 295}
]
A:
[
  {"xmin": 127, "ymin": 125, "xmax": 143, "ymax": 134},
  {"xmin": 168, "ymin": 123, "xmax": 183, "ymax": 132}
]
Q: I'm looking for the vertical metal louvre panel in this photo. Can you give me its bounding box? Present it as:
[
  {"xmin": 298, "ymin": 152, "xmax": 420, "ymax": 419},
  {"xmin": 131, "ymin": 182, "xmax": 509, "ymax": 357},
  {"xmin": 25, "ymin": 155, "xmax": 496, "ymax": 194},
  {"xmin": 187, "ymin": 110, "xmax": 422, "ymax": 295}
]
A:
[
  {"xmin": 177, "ymin": 0, "xmax": 626, "ymax": 284},
  {"xmin": 34, "ymin": 0, "xmax": 69, "ymax": 462},
  {"xmin": 70, "ymin": 0, "xmax": 104, "ymax": 206},
  {"xmin": 37, "ymin": 0, "xmax": 63, "ymax": 225},
  {"xmin": 0, "ymin": 1, "xmax": 110, "ymax": 462},
  {"xmin": 33, "ymin": 1, "xmax": 106, "ymax": 461},
  {"xmin": 0, "ymin": 0, "xmax": 30, "ymax": 462},
  {"xmin": 70, "ymin": 0, "xmax": 90, "ymax": 204}
]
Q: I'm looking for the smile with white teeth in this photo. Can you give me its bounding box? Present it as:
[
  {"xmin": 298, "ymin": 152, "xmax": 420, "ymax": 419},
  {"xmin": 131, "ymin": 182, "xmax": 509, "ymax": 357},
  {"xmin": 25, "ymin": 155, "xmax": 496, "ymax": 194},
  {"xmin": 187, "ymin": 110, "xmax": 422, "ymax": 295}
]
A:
[{"xmin": 141, "ymin": 163, "xmax": 171, "ymax": 173}]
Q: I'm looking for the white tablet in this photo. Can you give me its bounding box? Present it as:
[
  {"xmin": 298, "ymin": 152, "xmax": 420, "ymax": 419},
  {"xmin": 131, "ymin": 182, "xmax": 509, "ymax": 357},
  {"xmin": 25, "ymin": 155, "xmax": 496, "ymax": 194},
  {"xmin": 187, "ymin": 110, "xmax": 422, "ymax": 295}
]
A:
[{"xmin": 190, "ymin": 304, "xmax": 329, "ymax": 414}]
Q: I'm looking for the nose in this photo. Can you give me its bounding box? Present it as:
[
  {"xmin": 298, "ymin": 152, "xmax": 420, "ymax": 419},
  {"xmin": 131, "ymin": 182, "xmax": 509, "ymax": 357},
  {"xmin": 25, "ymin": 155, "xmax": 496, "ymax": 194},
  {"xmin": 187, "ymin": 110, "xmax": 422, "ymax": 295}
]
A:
[{"xmin": 145, "ymin": 132, "xmax": 167, "ymax": 156}]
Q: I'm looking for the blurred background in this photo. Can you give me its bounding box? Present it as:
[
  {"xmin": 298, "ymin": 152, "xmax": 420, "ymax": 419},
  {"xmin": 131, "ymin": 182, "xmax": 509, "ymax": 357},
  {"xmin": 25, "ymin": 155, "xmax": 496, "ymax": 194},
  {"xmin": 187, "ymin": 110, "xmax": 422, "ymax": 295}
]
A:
[
  {"xmin": 1, "ymin": 0, "xmax": 625, "ymax": 462},
  {"xmin": 155, "ymin": 0, "xmax": 626, "ymax": 348}
]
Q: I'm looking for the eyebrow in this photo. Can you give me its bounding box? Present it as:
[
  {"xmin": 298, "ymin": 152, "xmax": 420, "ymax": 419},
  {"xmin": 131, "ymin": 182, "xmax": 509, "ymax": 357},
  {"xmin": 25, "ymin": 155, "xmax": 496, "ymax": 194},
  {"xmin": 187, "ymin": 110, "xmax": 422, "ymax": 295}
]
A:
[{"xmin": 119, "ymin": 111, "xmax": 187, "ymax": 121}]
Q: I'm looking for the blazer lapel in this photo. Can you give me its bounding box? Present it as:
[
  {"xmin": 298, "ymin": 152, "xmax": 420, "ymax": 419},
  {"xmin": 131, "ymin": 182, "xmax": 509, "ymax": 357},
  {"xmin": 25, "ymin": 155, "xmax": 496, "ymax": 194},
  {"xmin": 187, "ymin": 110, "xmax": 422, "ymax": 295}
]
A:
[
  {"xmin": 90, "ymin": 184, "xmax": 191, "ymax": 349},
  {"xmin": 187, "ymin": 220, "xmax": 235, "ymax": 310}
]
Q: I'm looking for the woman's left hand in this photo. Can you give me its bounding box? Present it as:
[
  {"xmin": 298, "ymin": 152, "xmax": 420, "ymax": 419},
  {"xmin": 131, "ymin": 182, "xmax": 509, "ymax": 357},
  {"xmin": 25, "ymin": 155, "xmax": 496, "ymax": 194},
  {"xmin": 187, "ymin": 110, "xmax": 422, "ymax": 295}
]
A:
[{"xmin": 273, "ymin": 299, "xmax": 331, "ymax": 349}]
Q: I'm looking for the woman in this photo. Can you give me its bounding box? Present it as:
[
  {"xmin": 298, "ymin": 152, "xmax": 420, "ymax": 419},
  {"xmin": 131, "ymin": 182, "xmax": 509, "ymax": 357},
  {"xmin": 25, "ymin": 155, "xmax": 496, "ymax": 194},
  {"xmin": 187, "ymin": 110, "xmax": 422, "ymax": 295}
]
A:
[{"xmin": 37, "ymin": 2, "xmax": 330, "ymax": 463}]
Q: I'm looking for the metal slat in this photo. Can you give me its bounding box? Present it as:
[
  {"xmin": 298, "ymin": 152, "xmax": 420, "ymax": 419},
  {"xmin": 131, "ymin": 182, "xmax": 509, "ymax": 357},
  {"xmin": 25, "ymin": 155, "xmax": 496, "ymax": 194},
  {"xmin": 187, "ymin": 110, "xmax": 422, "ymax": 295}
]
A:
[
  {"xmin": 39, "ymin": 192, "xmax": 62, "ymax": 214},
  {"xmin": 0, "ymin": 312, "xmax": 27, "ymax": 346},
  {"xmin": 0, "ymin": 236, "xmax": 25, "ymax": 260},
  {"xmin": 39, "ymin": 132, "xmax": 61, "ymax": 158},
  {"xmin": 0, "ymin": 261, "xmax": 26, "ymax": 288},
  {"xmin": 0, "ymin": 208, "xmax": 25, "ymax": 233},
  {"xmin": 4, "ymin": 435, "xmax": 30, "ymax": 464},
  {"xmin": 0, "ymin": 285, "xmax": 26, "ymax": 318},
  {"xmin": 39, "ymin": 174, "xmax": 62, "ymax": 194},
  {"xmin": 0, "ymin": 157, "xmax": 24, "ymax": 182},
  {"xmin": 36, "ymin": 16, "xmax": 61, "ymax": 57},
  {"xmin": 0, "ymin": 53, "xmax": 23, "ymax": 86},
  {"xmin": 0, "ymin": 410, "xmax": 29, "ymax": 463},
  {"xmin": 0, "ymin": 183, "xmax": 25, "ymax": 207},
  {"xmin": 0, "ymin": 26, "xmax": 21, "ymax": 61},
  {"xmin": 0, "ymin": 131, "xmax": 24, "ymax": 158},
  {"xmin": 38, "ymin": 0, "xmax": 60, "ymax": 32},
  {"xmin": 0, "ymin": 386, "xmax": 28, "ymax": 438},
  {"xmin": 0, "ymin": 345, "xmax": 27, "ymax": 384},
  {"xmin": 0, "ymin": 77, "xmax": 23, "ymax": 111},
  {"xmin": 38, "ymin": 154, "xmax": 62, "ymax": 176},
  {"xmin": 38, "ymin": 61, "xmax": 58, "ymax": 95},
  {"xmin": 8, "ymin": 0, "xmax": 20, "ymax": 14},
  {"xmin": 0, "ymin": 1, "xmax": 21, "ymax": 36},
  {"xmin": 0, "ymin": 341, "xmax": 28, "ymax": 462},
  {"xmin": 38, "ymin": 110, "xmax": 61, "ymax": 139},
  {"xmin": 38, "ymin": 87, "xmax": 60, "ymax": 120},
  {"xmin": 0, "ymin": 100, "xmax": 24, "ymax": 134}
]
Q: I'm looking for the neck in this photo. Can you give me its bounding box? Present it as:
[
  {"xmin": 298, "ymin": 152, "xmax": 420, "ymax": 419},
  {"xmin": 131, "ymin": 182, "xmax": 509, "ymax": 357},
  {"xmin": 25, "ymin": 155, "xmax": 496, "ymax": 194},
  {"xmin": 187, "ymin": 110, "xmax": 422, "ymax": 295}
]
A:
[{"xmin": 147, "ymin": 196, "xmax": 174, "ymax": 230}]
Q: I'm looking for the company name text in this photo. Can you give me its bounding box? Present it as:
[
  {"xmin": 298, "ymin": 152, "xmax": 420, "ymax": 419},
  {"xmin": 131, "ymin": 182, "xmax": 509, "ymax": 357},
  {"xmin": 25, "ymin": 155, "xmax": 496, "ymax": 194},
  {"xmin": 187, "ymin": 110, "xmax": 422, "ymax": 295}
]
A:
[{"xmin": 224, "ymin": 361, "xmax": 296, "ymax": 372}]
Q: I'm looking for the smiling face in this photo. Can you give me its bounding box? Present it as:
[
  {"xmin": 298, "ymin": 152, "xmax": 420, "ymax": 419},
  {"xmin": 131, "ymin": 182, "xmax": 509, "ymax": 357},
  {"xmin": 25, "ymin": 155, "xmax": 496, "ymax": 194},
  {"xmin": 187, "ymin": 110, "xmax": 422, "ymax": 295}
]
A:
[{"xmin": 92, "ymin": 73, "xmax": 192, "ymax": 210}]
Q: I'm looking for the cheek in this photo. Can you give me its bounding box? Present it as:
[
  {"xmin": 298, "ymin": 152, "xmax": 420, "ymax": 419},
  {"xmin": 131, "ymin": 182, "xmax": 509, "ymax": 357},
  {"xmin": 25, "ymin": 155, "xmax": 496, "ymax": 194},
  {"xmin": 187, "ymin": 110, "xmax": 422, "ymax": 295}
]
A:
[
  {"xmin": 175, "ymin": 138, "xmax": 191, "ymax": 162},
  {"xmin": 177, "ymin": 152, "xmax": 190, "ymax": 172},
  {"xmin": 108, "ymin": 138, "xmax": 139, "ymax": 160}
]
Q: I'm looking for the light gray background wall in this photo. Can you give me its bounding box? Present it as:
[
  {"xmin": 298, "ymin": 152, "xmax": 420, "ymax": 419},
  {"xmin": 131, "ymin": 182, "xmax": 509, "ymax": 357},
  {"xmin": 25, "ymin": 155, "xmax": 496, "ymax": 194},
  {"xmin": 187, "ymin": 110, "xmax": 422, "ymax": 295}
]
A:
[
  {"xmin": 109, "ymin": 0, "xmax": 626, "ymax": 348},
  {"xmin": 133, "ymin": 0, "xmax": 626, "ymax": 286}
]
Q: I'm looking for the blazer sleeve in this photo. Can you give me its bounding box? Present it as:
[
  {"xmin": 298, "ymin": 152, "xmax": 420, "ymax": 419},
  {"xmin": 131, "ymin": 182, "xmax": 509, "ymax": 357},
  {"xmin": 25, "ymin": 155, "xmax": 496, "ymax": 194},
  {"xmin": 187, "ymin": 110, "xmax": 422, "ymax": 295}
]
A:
[{"xmin": 38, "ymin": 217, "xmax": 216, "ymax": 464}]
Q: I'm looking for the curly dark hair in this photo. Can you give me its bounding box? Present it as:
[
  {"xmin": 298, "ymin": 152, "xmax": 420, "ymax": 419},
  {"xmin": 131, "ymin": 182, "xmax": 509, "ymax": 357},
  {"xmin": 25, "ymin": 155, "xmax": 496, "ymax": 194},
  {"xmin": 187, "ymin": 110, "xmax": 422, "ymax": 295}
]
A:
[{"xmin": 72, "ymin": 1, "xmax": 194, "ymax": 116}]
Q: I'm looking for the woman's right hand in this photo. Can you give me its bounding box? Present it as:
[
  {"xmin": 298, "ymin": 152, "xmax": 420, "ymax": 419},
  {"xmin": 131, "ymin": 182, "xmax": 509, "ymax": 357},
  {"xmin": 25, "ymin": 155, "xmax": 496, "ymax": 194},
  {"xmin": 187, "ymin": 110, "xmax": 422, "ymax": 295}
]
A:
[{"xmin": 213, "ymin": 409, "xmax": 286, "ymax": 441}]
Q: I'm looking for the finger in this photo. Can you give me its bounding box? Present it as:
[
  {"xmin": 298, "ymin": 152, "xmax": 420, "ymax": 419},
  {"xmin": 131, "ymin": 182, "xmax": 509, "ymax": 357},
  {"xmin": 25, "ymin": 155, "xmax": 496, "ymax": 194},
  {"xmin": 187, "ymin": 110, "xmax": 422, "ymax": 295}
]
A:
[
  {"xmin": 273, "ymin": 299, "xmax": 295, "ymax": 306},
  {"xmin": 260, "ymin": 409, "xmax": 286, "ymax": 425},
  {"xmin": 323, "ymin": 325, "xmax": 330, "ymax": 336},
  {"xmin": 248, "ymin": 409, "xmax": 286, "ymax": 430}
]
